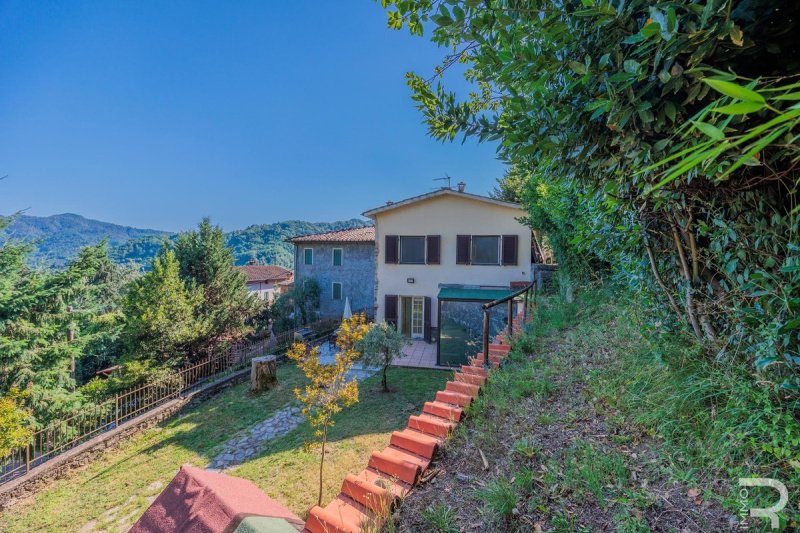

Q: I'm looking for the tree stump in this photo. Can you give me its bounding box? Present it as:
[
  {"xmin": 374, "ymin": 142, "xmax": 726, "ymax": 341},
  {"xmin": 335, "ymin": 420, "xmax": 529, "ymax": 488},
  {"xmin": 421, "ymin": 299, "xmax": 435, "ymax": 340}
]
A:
[{"xmin": 250, "ymin": 355, "xmax": 277, "ymax": 393}]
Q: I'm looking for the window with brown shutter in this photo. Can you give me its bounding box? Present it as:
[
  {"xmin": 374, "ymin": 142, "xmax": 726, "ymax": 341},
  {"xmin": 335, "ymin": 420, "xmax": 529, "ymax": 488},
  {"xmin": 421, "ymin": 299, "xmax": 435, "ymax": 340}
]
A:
[
  {"xmin": 426, "ymin": 235, "xmax": 441, "ymax": 265},
  {"xmin": 502, "ymin": 235, "xmax": 519, "ymax": 266},
  {"xmin": 385, "ymin": 235, "xmax": 399, "ymax": 264},
  {"xmin": 456, "ymin": 235, "xmax": 471, "ymax": 265},
  {"xmin": 384, "ymin": 294, "xmax": 398, "ymax": 327}
]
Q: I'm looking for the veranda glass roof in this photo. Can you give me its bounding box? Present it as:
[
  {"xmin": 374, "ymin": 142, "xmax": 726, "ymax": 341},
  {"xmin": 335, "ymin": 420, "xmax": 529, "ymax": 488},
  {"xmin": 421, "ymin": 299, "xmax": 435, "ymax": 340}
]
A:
[{"xmin": 437, "ymin": 287, "xmax": 516, "ymax": 302}]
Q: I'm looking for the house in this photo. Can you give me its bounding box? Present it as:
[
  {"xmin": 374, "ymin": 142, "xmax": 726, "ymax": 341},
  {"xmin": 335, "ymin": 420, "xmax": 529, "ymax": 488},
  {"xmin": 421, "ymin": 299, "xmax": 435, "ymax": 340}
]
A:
[
  {"xmin": 288, "ymin": 226, "xmax": 376, "ymax": 319},
  {"xmin": 236, "ymin": 263, "xmax": 293, "ymax": 303},
  {"xmin": 363, "ymin": 185, "xmax": 533, "ymax": 366}
]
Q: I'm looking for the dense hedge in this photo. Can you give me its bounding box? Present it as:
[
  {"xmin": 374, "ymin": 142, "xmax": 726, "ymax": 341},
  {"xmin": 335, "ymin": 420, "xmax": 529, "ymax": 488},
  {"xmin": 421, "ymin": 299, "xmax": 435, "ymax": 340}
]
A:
[{"xmin": 383, "ymin": 0, "xmax": 799, "ymax": 391}]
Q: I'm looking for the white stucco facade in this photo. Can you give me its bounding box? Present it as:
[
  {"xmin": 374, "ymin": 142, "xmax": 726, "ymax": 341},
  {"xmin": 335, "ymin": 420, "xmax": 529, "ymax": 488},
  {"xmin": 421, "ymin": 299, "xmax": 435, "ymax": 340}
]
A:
[
  {"xmin": 366, "ymin": 190, "xmax": 532, "ymax": 330},
  {"xmin": 246, "ymin": 281, "xmax": 281, "ymax": 303}
]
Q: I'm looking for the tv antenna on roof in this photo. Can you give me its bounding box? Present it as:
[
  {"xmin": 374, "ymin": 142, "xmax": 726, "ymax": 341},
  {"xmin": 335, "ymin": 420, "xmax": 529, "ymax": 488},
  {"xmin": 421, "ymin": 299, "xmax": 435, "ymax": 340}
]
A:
[{"xmin": 433, "ymin": 174, "xmax": 453, "ymax": 190}]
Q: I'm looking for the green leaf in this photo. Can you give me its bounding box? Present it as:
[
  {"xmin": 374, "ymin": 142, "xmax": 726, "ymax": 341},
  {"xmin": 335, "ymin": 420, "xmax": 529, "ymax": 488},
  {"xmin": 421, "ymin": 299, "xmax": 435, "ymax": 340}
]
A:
[
  {"xmin": 773, "ymin": 92, "xmax": 800, "ymax": 101},
  {"xmin": 569, "ymin": 61, "xmax": 588, "ymax": 75},
  {"xmin": 703, "ymin": 78, "xmax": 765, "ymax": 104},
  {"xmin": 691, "ymin": 121, "xmax": 725, "ymax": 140},
  {"xmin": 623, "ymin": 59, "xmax": 640, "ymax": 74},
  {"xmin": 664, "ymin": 101, "xmax": 677, "ymax": 122},
  {"xmin": 713, "ymin": 101, "xmax": 765, "ymax": 114}
]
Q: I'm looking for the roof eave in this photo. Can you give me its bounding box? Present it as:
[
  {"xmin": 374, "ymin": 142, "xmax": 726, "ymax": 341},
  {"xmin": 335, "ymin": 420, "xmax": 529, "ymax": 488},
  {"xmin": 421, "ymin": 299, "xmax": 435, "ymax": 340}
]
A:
[{"xmin": 362, "ymin": 189, "xmax": 522, "ymax": 217}]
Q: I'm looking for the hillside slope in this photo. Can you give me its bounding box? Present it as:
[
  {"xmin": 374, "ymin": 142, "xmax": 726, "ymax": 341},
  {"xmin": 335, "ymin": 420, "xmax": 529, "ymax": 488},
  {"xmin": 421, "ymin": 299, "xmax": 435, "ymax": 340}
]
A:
[
  {"xmin": 111, "ymin": 219, "xmax": 372, "ymax": 268},
  {"xmin": 1, "ymin": 213, "xmax": 169, "ymax": 268}
]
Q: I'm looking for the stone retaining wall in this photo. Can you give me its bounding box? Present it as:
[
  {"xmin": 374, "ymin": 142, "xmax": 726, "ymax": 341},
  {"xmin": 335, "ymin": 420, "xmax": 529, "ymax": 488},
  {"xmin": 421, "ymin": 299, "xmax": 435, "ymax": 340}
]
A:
[{"xmin": 0, "ymin": 368, "xmax": 251, "ymax": 510}]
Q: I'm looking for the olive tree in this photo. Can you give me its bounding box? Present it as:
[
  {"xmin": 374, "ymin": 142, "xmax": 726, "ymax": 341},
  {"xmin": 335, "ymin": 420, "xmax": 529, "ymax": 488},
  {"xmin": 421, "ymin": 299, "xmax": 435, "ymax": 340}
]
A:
[{"xmin": 358, "ymin": 321, "xmax": 409, "ymax": 392}]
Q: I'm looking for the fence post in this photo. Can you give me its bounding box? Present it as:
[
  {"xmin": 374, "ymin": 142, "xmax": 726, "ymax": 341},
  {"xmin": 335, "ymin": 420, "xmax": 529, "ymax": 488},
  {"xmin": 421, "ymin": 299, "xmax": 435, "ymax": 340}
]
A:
[
  {"xmin": 482, "ymin": 309, "xmax": 490, "ymax": 366},
  {"xmin": 25, "ymin": 444, "xmax": 30, "ymax": 474},
  {"xmin": 507, "ymin": 298, "xmax": 514, "ymax": 338},
  {"xmin": 115, "ymin": 393, "xmax": 120, "ymax": 428},
  {"xmin": 523, "ymin": 288, "xmax": 529, "ymax": 320}
]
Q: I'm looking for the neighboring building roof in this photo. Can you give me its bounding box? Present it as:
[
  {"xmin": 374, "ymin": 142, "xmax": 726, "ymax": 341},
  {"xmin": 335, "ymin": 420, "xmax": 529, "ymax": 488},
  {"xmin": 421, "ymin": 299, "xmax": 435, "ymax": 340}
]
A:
[
  {"xmin": 287, "ymin": 226, "xmax": 375, "ymax": 244},
  {"xmin": 130, "ymin": 465, "xmax": 304, "ymax": 533},
  {"xmin": 362, "ymin": 188, "xmax": 522, "ymax": 218},
  {"xmin": 236, "ymin": 264, "xmax": 293, "ymax": 283}
]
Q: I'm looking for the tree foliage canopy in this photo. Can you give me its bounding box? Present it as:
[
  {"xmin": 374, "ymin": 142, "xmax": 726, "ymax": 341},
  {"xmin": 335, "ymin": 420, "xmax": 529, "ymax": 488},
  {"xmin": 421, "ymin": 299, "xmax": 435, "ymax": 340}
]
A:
[{"xmin": 382, "ymin": 0, "xmax": 799, "ymax": 390}]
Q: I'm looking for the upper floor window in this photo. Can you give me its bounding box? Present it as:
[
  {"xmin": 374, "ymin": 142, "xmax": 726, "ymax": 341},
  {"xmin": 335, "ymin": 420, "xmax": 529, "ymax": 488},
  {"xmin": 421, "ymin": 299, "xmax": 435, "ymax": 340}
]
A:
[
  {"xmin": 303, "ymin": 248, "xmax": 313, "ymax": 265},
  {"xmin": 399, "ymin": 236, "xmax": 426, "ymax": 264},
  {"xmin": 385, "ymin": 235, "xmax": 440, "ymax": 265},
  {"xmin": 472, "ymin": 235, "xmax": 501, "ymax": 265},
  {"xmin": 332, "ymin": 248, "xmax": 343, "ymax": 266},
  {"xmin": 457, "ymin": 234, "xmax": 518, "ymax": 266}
]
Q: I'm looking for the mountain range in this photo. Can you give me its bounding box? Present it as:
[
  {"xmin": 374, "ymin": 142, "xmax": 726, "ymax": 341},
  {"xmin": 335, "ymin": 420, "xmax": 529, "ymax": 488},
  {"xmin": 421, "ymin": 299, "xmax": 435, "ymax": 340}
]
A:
[{"xmin": 1, "ymin": 213, "xmax": 371, "ymax": 269}]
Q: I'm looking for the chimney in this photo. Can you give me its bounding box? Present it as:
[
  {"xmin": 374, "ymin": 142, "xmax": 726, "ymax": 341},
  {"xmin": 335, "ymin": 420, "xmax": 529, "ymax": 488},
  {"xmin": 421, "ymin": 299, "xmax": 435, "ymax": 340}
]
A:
[
  {"xmin": 386, "ymin": 200, "xmax": 394, "ymax": 206},
  {"xmin": 247, "ymin": 257, "xmax": 257, "ymax": 265},
  {"xmin": 457, "ymin": 181, "xmax": 466, "ymax": 193}
]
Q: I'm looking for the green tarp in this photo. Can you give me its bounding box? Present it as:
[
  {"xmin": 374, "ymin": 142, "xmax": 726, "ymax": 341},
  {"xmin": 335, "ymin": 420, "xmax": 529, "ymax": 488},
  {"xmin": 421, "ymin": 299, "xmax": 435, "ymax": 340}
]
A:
[{"xmin": 437, "ymin": 287, "xmax": 516, "ymax": 302}]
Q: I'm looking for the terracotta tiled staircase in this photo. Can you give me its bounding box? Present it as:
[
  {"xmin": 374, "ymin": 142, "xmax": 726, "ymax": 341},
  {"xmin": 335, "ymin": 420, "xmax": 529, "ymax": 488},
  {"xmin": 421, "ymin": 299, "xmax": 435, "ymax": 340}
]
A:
[{"xmin": 302, "ymin": 310, "xmax": 527, "ymax": 533}]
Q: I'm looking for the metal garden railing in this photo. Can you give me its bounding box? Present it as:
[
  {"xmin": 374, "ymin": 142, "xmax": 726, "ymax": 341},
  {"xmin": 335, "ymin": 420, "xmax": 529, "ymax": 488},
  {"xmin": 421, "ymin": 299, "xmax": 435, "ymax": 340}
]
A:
[
  {"xmin": 0, "ymin": 315, "xmax": 349, "ymax": 486},
  {"xmin": 481, "ymin": 281, "xmax": 536, "ymax": 359}
]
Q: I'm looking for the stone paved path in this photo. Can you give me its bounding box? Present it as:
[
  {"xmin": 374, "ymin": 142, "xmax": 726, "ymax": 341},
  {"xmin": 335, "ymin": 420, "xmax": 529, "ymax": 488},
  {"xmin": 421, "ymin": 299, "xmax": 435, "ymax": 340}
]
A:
[
  {"xmin": 207, "ymin": 349, "xmax": 378, "ymax": 471},
  {"xmin": 207, "ymin": 406, "xmax": 304, "ymax": 470}
]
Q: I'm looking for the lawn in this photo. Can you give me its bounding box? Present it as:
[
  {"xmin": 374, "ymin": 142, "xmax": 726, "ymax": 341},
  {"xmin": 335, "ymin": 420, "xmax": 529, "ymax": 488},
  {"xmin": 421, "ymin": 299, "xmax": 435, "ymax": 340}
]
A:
[{"xmin": 0, "ymin": 363, "xmax": 449, "ymax": 532}]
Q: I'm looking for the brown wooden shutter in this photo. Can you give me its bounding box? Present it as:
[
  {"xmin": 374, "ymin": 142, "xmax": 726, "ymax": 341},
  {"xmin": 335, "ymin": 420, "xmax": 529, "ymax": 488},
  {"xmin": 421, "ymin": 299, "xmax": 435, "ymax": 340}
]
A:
[
  {"xmin": 385, "ymin": 235, "xmax": 399, "ymax": 264},
  {"xmin": 384, "ymin": 295, "xmax": 398, "ymax": 327},
  {"xmin": 423, "ymin": 297, "xmax": 432, "ymax": 343},
  {"xmin": 502, "ymin": 235, "xmax": 519, "ymax": 266},
  {"xmin": 426, "ymin": 235, "xmax": 441, "ymax": 265},
  {"xmin": 456, "ymin": 235, "xmax": 471, "ymax": 265}
]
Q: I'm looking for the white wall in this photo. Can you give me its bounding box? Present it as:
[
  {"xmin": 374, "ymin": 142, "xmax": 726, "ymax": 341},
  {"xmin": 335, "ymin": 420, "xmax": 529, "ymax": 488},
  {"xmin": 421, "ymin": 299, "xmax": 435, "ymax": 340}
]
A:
[
  {"xmin": 373, "ymin": 193, "xmax": 532, "ymax": 327},
  {"xmin": 246, "ymin": 281, "xmax": 278, "ymax": 303}
]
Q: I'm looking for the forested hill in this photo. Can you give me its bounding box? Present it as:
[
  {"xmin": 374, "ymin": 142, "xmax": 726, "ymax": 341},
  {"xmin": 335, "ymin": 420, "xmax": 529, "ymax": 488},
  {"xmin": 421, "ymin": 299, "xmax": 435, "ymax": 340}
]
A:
[
  {"xmin": 1, "ymin": 213, "xmax": 170, "ymax": 268},
  {"xmin": 110, "ymin": 218, "xmax": 373, "ymax": 268},
  {"xmin": 2, "ymin": 213, "xmax": 372, "ymax": 269}
]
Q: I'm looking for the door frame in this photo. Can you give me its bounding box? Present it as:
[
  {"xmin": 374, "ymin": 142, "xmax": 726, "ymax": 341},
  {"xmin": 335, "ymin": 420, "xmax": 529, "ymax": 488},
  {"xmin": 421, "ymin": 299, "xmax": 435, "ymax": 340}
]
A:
[{"xmin": 400, "ymin": 296, "xmax": 425, "ymax": 339}]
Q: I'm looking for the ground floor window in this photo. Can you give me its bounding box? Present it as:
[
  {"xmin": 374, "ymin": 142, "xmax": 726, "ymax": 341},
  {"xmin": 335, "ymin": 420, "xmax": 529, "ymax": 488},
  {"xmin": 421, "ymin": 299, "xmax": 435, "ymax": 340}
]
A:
[{"xmin": 332, "ymin": 282, "xmax": 342, "ymax": 300}]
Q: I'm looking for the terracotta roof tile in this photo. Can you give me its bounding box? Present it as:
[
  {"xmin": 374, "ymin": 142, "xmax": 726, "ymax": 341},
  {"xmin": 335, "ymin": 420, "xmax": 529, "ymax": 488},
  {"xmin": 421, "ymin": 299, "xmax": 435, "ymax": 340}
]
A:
[
  {"xmin": 287, "ymin": 226, "xmax": 374, "ymax": 243},
  {"xmin": 235, "ymin": 265, "xmax": 293, "ymax": 283}
]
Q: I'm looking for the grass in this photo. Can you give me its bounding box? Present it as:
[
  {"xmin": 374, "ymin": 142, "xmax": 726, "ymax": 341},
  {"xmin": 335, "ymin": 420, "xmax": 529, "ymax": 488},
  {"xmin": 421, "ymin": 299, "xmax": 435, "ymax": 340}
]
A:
[
  {"xmin": 420, "ymin": 503, "xmax": 459, "ymax": 533},
  {"xmin": 0, "ymin": 364, "xmax": 448, "ymax": 532},
  {"xmin": 229, "ymin": 366, "xmax": 449, "ymax": 514},
  {"xmin": 392, "ymin": 284, "xmax": 799, "ymax": 531}
]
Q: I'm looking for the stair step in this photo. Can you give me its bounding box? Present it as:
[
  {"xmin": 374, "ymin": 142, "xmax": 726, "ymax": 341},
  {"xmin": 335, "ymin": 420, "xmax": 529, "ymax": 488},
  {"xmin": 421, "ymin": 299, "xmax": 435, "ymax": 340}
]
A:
[
  {"xmin": 423, "ymin": 400, "xmax": 463, "ymax": 422},
  {"xmin": 460, "ymin": 365, "xmax": 488, "ymax": 377},
  {"xmin": 435, "ymin": 390, "xmax": 472, "ymax": 407},
  {"xmin": 305, "ymin": 503, "xmax": 360, "ymax": 533},
  {"xmin": 445, "ymin": 380, "xmax": 480, "ymax": 398},
  {"xmin": 382, "ymin": 445, "xmax": 431, "ymax": 471},
  {"xmin": 368, "ymin": 449, "xmax": 420, "ymax": 485},
  {"xmin": 341, "ymin": 474, "xmax": 393, "ymax": 516},
  {"xmin": 324, "ymin": 495, "xmax": 380, "ymax": 531},
  {"xmin": 352, "ymin": 468, "xmax": 411, "ymax": 498},
  {"xmin": 390, "ymin": 429, "xmax": 440, "ymax": 459},
  {"xmin": 408, "ymin": 414, "xmax": 456, "ymax": 438},
  {"xmin": 453, "ymin": 372, "xmax": 486, "ymax": 386}
]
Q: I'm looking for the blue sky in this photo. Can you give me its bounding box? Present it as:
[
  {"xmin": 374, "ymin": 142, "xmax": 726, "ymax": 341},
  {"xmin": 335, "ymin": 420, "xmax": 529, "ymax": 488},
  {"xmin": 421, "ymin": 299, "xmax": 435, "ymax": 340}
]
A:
[{"xmin": 0, "ymin": 1, "xmax": 504, "ymax": 232}]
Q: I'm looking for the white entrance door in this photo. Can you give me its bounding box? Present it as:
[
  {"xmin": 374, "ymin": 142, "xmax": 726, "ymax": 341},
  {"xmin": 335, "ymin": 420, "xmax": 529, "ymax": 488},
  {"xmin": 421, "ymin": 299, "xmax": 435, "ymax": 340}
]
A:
[{"xmin": 411, "ymin": 297, "xmax": 424, "ymax": 339}]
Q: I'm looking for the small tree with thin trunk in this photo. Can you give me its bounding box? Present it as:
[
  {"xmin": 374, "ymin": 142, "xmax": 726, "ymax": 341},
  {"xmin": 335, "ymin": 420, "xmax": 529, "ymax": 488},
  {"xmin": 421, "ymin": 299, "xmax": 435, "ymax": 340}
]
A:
[
  {"xmin": 287, "ymin": 313, "xmax": 369, "ymax": 505},
  {"xmin": 357, "ymin": 321, "xmax": 409, "ymax": 393}
]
